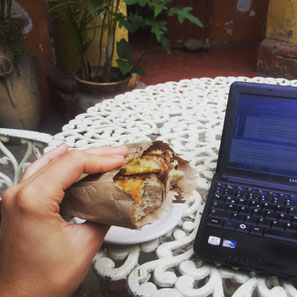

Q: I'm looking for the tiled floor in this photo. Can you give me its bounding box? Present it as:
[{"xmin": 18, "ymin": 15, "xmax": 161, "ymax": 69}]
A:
[
  {"xmin": 39, "ymin": 40, "xmax": 262, "ymax": 135},
  {"xmin": 136, "ymin": 43, "xmax": 261, "ymax": 86}
]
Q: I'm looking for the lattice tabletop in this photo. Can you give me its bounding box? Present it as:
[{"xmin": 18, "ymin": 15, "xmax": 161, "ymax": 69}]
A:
[{"xmin": 48, "ymin": 76, "xmax": 297, "ymax": 297}]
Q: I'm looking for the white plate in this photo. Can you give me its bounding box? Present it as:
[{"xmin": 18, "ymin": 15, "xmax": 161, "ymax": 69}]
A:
[{"xmin": 104, "ymin": 204, "xmax": 185, "ymax": 245}]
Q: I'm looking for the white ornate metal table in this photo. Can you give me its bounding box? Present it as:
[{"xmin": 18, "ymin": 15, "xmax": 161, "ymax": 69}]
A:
[{"xmin": 47, "ymin": 76, "xmax": 297, "ymax": 297}]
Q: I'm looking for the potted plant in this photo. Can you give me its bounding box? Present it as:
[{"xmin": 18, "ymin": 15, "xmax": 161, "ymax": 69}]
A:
[
  {"xmin": 49, "ymin": 0, "xmax": 203, "ymax": 94},
  {"xmin": 0, "ymin": 0, "xmax": 41, "ymax": 130}
]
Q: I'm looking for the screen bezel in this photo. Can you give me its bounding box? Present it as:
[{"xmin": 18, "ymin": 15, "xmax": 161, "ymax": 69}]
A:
[{"xmin": 216, "ymin": 81, "xmax": 297, "ymax": 185}]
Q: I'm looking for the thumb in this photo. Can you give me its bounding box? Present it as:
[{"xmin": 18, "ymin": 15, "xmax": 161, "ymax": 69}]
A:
[{"xmin": 70, "ymin": 222, "xmax": 110, "ymax": 257}]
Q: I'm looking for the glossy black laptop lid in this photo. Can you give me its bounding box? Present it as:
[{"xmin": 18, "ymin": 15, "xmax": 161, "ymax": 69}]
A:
[
  {"xmin": 194, "ymin": 81, "xmax": 297, "ymax": 278},
  {"xmin": 217, "ymin": 81, "xmax": 297, "ymax": 188}
]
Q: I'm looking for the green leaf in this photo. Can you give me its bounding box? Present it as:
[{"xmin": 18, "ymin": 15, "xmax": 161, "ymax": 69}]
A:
[
  {"xmin": 116, "ymin": 58, "xmax": 132, "ymax": 76},
  {"xmin": 146, "ymin": 19, "xmax": 167, "ymax": 42},
  {"xmin": 168, "ymin": 6, "xmax": 203, "ymax": 27},
  {"xmin": 117, "ymin": 14, "xmax": 129, "ymax": 29},
  {"xmin": 124, "ymin": 13, "xmax": 144, "ymax": 32},
  {"xmin": 124, "ymin": 0, "xmax": 139, "ymax": 5},
  {"xmin": 87, "ymin": 0, "xmax": 101, "ymax": 8},
  {"xmin": 117, "ymin": 38, "xmax": 132, "ymax": 60},
  {"xmin": 152, "ymin": 3, "xmax": 167, "ymax": 17},
  {"xmin": 160, "ymin": 36, "xmax": 171, "ymax": 54},
  {"xmin": 131, "ymin": 66, "xmax": 145, "ymax": 76},
  {"xmin": 124, "ymin": 0, "xmax": 148, "ymax": 6},
  {"xmin": 139, "ymin": 0, "xmax": 149, "ymax": 7}
]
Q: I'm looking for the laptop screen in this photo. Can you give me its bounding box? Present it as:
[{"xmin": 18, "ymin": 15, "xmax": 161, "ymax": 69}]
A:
[{"xmin": 228, "ymin": 94, "xmax": 297, "ymax": 178}]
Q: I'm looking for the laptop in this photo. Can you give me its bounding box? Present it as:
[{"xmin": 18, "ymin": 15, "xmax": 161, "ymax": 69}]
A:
[{"xmin": 194, "ymin": 81, "xmax": 297, "ymax": 278}]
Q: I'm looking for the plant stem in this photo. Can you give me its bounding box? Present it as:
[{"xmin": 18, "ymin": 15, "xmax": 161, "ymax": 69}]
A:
[
  {"xmin": 110, "ymin": 0, "xmax": 120, "ymax": 68},
  {"xmin": 7, "ymin": 0, "xmax": 12, "ymax": 18},
  {"xmin": 81, "ymin": 51, "xmax": 89, "ymax": 81},
  {"xmin": 0, "ymin": 0, "xmax": 5, "ymax": 20},
  {"xmin": 102, "ymin": 0, "xmax": 113, "ymax": 82},
  {"xmin": 95, "ymin": 9, "xmax": 106, "ymax": 78},
  {"xmin": 81, "ymin": 1, "xmax": 90, "ymax": 80}
]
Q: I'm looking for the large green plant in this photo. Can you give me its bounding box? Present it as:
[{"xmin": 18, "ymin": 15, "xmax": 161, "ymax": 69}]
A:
[
  {"xmin": 116, "ymin": 0, "xmax": 203, "ymax": 77},
  {"xmin": 0, "ymin": 0, "xmax": 28, "ymax": 67},
  {"xmin": 50, "ymin": 0, "xmax": 203, "ymax": 83},
  {"xmin": 49, "ymin": 0, "xmax": 99, "ymax": 80}
]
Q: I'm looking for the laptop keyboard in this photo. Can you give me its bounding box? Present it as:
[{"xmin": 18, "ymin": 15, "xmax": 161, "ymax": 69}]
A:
[{"xmin": 207, "ymin": 182, "xmax": 297, "ymax": 243}]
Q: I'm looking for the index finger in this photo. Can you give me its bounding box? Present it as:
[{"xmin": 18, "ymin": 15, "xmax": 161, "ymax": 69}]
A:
[
  {"xmin": 30, "ymin": 150, "xmax": 125, "ymax": 204},
  {"xmin": 21, "ymin": 145, "xmax": 128, "ymax": 182}
]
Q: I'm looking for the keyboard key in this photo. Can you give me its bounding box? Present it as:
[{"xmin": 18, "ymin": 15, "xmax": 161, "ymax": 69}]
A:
[
  {"xmin": 250, "ymin": 201, "xmax": 261, "ymax": 209},
  {"xmin": 271, "ymin": 221, "xmax": 286, "ymax": 230},
  {"xmin": 226, "ymin": 204, "xmax": 237, "ymax": 213},
  {"xmin": 237, "ymin": 198, "xmax": 249, "ymax": 207},
  {"xmin": 250, "ymin": 226, "xmax": 264, "ymax": 235},
  {"xmin": 273, "ymin": 197, "xmax": 285, "ymax": 205},
  {"xmin": 245, "ymin": 215, "xmax": 258, "ymax": 226},
  {"xmin": 286, "ymin": 223, "xmax": 297, "ymax": 234},
  {"xmin": 230, "ymin": 213, "xmax": 245, "ymax": 223},
  {"xmin": 275, "ymin": 205, "xmax": 287, "ymax": 213},
  {"xmin": 225, "ymin": 198, "xmax": 237, "ymax": 205},
  {"xmin": 287, "ymin": 197, "xmax": 297, "ymax": 207},
  {"xmin": 291, "ymin": 215, "xmax": 297, "ymax": 223},
  {"xmin": 225, "ymin": 195, "xmax": 235, "ymax": 202},
  {"xmin": 258, "ymin": 218, "xmax": 271, "ymax": 228},
  {"xmin": 237, "ymin": 223, "xmax": 249, "ymax": 233},
  {"xmin": 207, "ymin": 218, "xmax": 222, "ymax": 228},
  {"xmin": 217, "ymin": 183, "xmax": 227, "ymax": 189},
  {"xmin": 226, "ymin": 184, "xmax": 236, "ymax": 193},
  {"xmin": 259, "ymin": 196, "xmax": 272, "ymax": 203},
  {"xmin": 238, "ymin": 206, "xmax": 250, "ymax": 215},
  {"xmin": 236, "ymin": 193, "xmax": 248, "ymax": 199},
  {"xmin": 248, "ymin": 194, "xmax": 259, "ymax": 201},
  {"xmin": 271, "ymin": 192, "xmax": 279, "ymax": 199},
  {"xmin": 291, "ymin": 221, "xmax": 297, "ymax": 228},
  {"xmin": 237, "ymin": 186, "xmax": 247, "ymax": 191},
  {"xmin": 288, "ymin": 207, "xmax": 297, "ymax": 215},
  {"xmin": 280, "ymin": 193, "xmax": 290, "ymax": 199},
  {"xmin": 209, "ymin": 209, "xmax": 229, "ymax": 220},
  {"xmin": 279, "ymin": 213, "xmax": 290, "ymax": 223},
  {"xmin": 214, "ymin": 192, "xmax": 224, "ymax": 200},
  {"xmin": 252, "ymin": 208, "xmax": 264, "ymax": 218},
  {"xmin": 223, "ymin": 220, "xmax": 236, "ymax": 230},
  {"xmin": 262, "ymin": 202, "xmax": 274, "ymax": 211},
  {"xmin": 212, "ymin": 201, "xmax": 225, "ymax": 210},
  {"xmin": 265, "ymin": 211, "xmax": 278, "ymax": 221}
]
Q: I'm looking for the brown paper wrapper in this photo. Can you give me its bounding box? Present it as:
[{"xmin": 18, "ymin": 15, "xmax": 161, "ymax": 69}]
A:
[{"xmin": 60, "ymin": 141, "xmax": 196, "ymax": 229}]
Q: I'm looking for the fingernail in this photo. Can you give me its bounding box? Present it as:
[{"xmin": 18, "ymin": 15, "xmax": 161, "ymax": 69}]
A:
[
  {"xmin": 113, "ymin": 145, "xmax": 127, "ymax": 150},
  {"xmin": 110, "ymin": 155, "xmax": 125, "ymax": 159}
]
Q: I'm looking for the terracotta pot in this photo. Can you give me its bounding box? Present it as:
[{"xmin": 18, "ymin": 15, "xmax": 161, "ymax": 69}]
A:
[
  {"xmin": 74, "ymin": 67, "xmax": 130, "ymax": 95},
  {"xmin": 0, "ymin": 51, "xmax": 41, "ymax": 130}
]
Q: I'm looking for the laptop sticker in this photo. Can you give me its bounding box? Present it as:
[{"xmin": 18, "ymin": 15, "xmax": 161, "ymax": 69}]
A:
[
  {"xmin": 208, "ymin": 236, "xmax": 221, "ymax": 246},
  {"xmin": 222, "ymin": 239, "xmax": 237, "ymax": 249}
]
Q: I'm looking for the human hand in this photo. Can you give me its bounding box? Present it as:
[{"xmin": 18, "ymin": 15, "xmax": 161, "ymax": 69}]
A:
[{"xmin": 0, "ymin": 144, "xmax": 128, "ymax": 297}]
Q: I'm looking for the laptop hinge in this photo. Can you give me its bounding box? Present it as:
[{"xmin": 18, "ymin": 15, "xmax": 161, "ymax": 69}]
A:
[{"xmin": 222, "ymin": 175, "xmax": 297, "ymax": 192}]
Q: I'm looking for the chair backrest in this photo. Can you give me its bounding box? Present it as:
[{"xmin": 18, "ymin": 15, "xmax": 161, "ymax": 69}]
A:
[{"xmin": 0, "ymin": 128, "xmax": 52, "ymax": 198}]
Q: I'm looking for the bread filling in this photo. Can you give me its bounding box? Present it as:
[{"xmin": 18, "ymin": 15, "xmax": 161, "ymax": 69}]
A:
[{"xmin": 114, "ymin": 145, "xmax": 184, "ymax": 224}]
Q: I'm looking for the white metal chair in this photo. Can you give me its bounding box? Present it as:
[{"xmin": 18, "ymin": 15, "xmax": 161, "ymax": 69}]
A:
[{"xmin": 0, "ymin": 128, "xmax": 52, "ymax": 197}]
